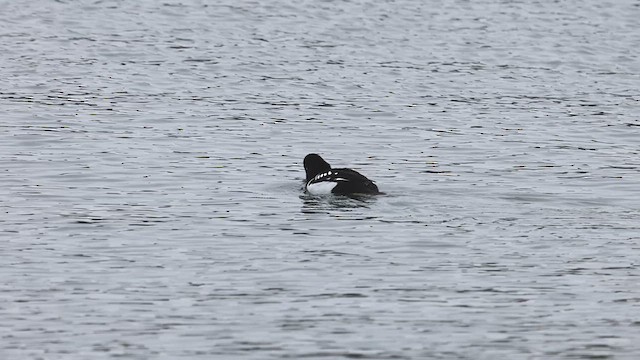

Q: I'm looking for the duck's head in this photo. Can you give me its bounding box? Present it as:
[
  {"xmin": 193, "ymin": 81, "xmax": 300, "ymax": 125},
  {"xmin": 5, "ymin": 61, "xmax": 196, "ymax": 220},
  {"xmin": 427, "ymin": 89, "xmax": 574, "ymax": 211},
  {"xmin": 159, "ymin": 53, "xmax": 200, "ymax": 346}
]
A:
[{"xmin": 304, "ymin": 153, "xmax": 331, "ymax": 182}]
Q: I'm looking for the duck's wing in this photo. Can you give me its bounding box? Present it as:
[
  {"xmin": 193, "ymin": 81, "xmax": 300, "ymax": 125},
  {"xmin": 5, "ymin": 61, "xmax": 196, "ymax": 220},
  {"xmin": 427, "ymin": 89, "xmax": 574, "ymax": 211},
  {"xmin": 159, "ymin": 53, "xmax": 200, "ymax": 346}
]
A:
[{"xmin": 329, "ymin": 168, "xmax": 380, "ymax": 195}]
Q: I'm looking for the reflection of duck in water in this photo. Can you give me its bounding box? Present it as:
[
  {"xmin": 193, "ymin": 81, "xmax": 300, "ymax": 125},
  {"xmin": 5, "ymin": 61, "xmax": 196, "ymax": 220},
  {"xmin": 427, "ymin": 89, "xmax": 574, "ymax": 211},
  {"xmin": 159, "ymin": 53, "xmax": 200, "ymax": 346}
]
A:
[{"xmin": 303, "ymin": 154, "xmax": 382, "ymax": 195}]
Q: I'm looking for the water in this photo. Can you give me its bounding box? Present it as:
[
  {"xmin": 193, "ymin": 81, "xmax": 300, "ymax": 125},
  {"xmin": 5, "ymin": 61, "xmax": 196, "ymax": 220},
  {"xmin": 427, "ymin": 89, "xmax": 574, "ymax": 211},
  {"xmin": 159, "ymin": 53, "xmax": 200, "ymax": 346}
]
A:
[{"xmin": 1, "ymin": 0, "xmax": 639, "ymax": 358}]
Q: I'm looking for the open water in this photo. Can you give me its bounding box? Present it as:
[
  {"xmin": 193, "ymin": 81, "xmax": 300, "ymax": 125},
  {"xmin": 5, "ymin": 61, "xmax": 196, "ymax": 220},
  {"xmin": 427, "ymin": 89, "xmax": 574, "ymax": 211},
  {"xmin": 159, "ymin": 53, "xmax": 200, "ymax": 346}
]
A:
[{"xmin": 1, "ymin": 0, "xmax": 639, "ymax": 359}]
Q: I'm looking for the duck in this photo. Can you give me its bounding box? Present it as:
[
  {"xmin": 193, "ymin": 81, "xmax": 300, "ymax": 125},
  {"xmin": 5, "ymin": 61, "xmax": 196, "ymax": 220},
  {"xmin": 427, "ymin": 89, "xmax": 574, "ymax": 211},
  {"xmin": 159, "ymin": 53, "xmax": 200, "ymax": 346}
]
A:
[{"xmin": 303, "ymin": 153, "xmax": 381, "ymax": 195}]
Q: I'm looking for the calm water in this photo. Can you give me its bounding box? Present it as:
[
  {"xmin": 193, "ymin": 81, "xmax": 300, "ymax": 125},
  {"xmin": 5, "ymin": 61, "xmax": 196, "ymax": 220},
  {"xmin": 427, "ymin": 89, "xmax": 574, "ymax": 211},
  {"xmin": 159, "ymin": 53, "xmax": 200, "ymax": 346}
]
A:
[{"xmin": 1, "ymin": 0, "xmax": 639, "ymax": 359}]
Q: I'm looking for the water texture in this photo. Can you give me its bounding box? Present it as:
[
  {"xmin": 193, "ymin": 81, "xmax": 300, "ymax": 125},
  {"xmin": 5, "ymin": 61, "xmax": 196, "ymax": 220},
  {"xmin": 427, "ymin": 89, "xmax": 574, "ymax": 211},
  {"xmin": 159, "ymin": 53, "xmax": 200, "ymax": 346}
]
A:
[{"xmin": 1, "ymin": 0, "xmax": 639, "ymax": 359}]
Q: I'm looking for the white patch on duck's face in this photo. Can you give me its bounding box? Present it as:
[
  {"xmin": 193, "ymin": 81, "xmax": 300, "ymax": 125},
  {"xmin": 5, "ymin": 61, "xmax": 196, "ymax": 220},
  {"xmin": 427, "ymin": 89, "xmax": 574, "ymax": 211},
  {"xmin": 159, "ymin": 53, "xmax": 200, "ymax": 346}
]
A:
[{"xmin": 306, "ymin": 180, "xmax": 337, "ymax": 195}]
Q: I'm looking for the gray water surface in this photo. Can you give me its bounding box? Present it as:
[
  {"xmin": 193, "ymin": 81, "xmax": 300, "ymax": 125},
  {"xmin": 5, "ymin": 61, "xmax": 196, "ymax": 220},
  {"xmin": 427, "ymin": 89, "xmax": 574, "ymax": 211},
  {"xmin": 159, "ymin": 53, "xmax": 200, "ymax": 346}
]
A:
[{"xmin": 1, "ymin": 0, "xmax": 639, "ymax": 359}]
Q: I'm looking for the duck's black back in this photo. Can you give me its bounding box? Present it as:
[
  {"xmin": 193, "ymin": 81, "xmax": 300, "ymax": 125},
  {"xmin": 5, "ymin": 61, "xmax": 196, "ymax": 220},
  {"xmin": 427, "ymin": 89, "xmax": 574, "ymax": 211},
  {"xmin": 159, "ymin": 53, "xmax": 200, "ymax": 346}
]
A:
[{"xmin": 327, "ymin": 168, "xmax": 380, "ymax": 195}]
